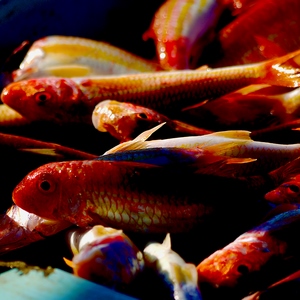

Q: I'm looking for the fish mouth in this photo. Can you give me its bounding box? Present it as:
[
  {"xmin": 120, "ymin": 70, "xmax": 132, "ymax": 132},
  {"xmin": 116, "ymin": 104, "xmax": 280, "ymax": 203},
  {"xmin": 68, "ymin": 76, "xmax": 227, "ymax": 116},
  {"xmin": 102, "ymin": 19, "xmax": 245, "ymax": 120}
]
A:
[{"xmin": 1, "ymin": 82, "xmax": 27, "ymax": 109}]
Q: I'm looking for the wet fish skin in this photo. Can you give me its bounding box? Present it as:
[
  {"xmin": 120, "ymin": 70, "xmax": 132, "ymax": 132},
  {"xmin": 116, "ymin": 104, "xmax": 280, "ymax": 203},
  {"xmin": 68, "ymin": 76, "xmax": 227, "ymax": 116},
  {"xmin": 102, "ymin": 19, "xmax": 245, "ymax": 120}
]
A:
[
  {"xmin": 12, "ymin": 159, "xmax": 217, "ymax": 233},
  {"xmin": 92, "ymin": 100, "xmax": 212, "ymax": 142},
  {"xmin": 0, "ymin": 205, "xmax": 70, "ymax": 255},
  {"xmin": 197, "ymin": 209, "xmax": 300, "ymax": 289},
  {"xmin": 12, "ymin": 35, "xmax": 163, "ymax": 81},
  {"xmin": 3, "ymin": 49, "xmax": 300, "ymax": 123}
]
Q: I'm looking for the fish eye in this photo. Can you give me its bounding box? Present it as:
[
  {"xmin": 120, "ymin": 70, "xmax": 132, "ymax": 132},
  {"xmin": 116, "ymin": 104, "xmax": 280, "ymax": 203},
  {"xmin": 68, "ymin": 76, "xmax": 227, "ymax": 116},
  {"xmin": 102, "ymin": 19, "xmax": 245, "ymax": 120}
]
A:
[
  {"xmin": 37, "ymin": 178, "xmax": 56, "ymax": 193},
  {"xmin": 137, "ymin": 113, "xmax": 148, "ymax": 119},
  {"xmin": 287, "ymin": 184, "xmax": 300, "ymax": 194},
  {"xmin": 237, "ymin": 264, "xmax": 250, "ymax": 275},
  {"xmin": 35, "ymin": 92, "xmax": 52, "ymax": 103}
]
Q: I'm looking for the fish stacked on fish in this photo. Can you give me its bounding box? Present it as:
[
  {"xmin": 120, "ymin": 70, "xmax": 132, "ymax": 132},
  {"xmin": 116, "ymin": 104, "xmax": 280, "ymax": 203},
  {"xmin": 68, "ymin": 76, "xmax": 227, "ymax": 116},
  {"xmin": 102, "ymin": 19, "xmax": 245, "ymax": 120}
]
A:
[
  {"xmin": 64, "ymin": 225, "xmax": 144, "ymax": 290},
  {"xmin": 1, "ymin": 0, "xmax": 300, "ymax": 299}
]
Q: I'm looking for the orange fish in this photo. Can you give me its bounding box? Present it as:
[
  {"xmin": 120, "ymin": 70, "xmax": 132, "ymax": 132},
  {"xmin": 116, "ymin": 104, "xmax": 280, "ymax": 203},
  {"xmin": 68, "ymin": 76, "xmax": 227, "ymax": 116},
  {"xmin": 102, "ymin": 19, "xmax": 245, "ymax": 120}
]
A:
[
  {"xmin": 3, "ymin": 49, "xmax": 300, "ymax": 124},
  {"xmin": 197, "ymin": 209, "xmax": 300, "ymax": 289},
  {"xmin": 92, "ymin": 100, "xmax": 213, "ymax": 142}
]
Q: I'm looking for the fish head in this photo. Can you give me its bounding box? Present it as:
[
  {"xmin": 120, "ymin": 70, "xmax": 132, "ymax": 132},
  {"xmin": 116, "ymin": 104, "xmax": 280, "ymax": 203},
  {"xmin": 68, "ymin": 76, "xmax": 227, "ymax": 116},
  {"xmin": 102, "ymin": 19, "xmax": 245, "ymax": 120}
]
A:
[
  {"xmin": 1, "ymin": 77, "xmax": 83, "ymax": 122},
  {"xmin": 197, "ymin": 233, "xmax": 275, "ymax": 288},
  {"xmin": 12, "ymin": 162, "xmax": 70, "ymax": 221},
  {"xmin": 71, "ymin": 236, "xmax": 144, "ymax": 285},
  {"xmin": 264, "ymin": 180, "xmax": 300, "ymax": 204},
  {"xmin": 92, "ymin": 100, "xmax": 166, "ymax": 142}
]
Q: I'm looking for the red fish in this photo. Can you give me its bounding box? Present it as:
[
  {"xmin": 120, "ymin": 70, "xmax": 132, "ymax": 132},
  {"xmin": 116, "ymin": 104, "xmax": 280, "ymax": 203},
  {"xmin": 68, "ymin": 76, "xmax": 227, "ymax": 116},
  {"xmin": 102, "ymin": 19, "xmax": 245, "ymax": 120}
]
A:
[
  {"xmin": 12, "ymin": 158, "xmax": 245, "ymax": 233},
  {"xmin": 264, "ymin": 177, "xmax": 300, "ymax": 205},
  {"xmin": 262, "ymin": 156, "xmax": 300, "ymax": 204},
  {"xmin": 143, "ymin": 0, "xmax": 224, "ymax": 70},
  {"xmin": 210, "ymin": 0, "xmax": 300, "ymax": 67},
  {"xmin": 182, "ymin": 84, "xmax": 300, "ymax": 131},
  {"xmin": 92, "ymin": 100, "xmax": 213, "ymax": 142},
  {"xmin": 2, "ymin": 50, "xmax": 300, "ymax": 124},
  {"xmin": 64, "ymin": 225, "xmax": 144, "ymax": 288}
]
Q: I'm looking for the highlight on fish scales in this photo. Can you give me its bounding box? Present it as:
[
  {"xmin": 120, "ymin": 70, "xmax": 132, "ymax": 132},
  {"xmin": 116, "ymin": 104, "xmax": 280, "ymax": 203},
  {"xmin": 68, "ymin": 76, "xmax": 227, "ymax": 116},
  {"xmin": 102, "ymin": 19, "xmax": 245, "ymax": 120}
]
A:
[
  {"xmin": 11, "ymin": 158, "xmax": 219, "ymax": 233},
  {"xmin": 3, "ymin": 49, "xmax": 300, "ymax": 123}
]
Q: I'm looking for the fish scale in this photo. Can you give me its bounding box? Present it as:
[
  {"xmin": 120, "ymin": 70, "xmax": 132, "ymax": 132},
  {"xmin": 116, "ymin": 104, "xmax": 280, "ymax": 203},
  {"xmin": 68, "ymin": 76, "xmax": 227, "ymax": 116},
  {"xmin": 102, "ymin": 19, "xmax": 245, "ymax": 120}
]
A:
[
  {"xmin": 12, "ymin": 160, "xmax": 217, "ymax": 233},
  {"xmin": 3, "ymin": 49, "xmax": 300, "ymax": 123}
]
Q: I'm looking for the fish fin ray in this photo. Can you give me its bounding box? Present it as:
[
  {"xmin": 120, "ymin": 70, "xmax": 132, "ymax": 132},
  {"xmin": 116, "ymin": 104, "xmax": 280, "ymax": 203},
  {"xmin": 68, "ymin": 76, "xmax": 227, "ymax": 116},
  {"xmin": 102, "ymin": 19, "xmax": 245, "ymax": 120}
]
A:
[
  {"xmin": 63, "ymin": 257, "xmax": 75, "ymax": 269},
  {"xmin": 104, "ymin": 123, "xmax": 165, "ymax": 154}
]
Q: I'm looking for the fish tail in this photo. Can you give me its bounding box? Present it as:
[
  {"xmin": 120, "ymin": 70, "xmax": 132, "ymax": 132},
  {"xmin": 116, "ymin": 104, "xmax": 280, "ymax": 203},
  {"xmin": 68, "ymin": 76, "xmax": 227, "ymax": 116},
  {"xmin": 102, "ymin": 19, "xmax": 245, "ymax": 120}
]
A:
[{"xmin": 260, "ymin": 49, "xmax": 300, "ymax": 88}]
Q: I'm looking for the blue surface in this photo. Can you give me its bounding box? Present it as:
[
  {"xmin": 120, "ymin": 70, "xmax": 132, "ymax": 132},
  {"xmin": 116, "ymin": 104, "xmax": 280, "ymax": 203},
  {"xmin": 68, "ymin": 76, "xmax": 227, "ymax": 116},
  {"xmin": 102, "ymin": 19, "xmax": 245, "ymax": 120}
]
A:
[{"xmin": 0, "ymin": 268, "xmax": 138, "ymax": 300}]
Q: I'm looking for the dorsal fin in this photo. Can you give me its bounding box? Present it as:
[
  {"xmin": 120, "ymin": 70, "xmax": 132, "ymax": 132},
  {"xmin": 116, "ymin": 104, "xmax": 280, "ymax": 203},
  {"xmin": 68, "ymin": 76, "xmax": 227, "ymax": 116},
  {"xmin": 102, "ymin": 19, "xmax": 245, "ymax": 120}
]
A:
[{"xmin": 104, "ymin": 123, "xmax": 165, "ymax": 154}]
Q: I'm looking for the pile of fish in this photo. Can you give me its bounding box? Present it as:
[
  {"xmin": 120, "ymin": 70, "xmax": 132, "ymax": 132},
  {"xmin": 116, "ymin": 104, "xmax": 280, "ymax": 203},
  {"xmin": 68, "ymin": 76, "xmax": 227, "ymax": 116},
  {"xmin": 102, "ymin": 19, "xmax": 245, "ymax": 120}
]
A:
[{"xmin": 1, "ymin": 0, "xmax": 300, "ymax": 299}]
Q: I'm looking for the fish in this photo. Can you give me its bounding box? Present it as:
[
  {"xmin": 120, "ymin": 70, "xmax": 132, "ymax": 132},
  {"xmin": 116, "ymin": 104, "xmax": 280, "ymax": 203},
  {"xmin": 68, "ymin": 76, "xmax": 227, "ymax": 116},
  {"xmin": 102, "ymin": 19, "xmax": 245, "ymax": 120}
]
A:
[
  {"xmin": 182, "ymin": 84, "xmax": 300, "ymax": 131},
  {"xmin": 142, "ymin": 0, "xmax": 224, "ymax": 70},
  {"xmin": 143, "ymin": 233, "xmax": 203, "ymax": 300},
  {"xmin": 11, "ymin": 157, "xmax": 250, "ymax": 233},
  {"xmin": 104, "ymin": 126, "xmax": 300, "ymax": 177},
  {"xmin": 96, "ymin": 146, "xmax": 257, "ymax": 179},
  {"xmin": 64, "ymin": 225, "xmax": 144, "ymax": 288},
  {"xmin": 92, "ymin": 100, "xmax": 213, "ymax": 142},
  {"xmin": 3, "ymin": 49, "xmax": 300, "ymax": 124},
  {"xmin": 197, "ymin": 209, "xmax": 300, "ymax": 290},
  {"xmin": 0, "ymin": 205, "xmax": 71, "ymax": 255},
  {"xmin": 12, "ymin": 35, "xmax": 163, "ymax": 81},
  {"xmin": 209, "ymin": 0, "xmax": 300, "ymax": 67},
  {"xmin": 0, "ymin": 132, "xmax": 98, "ymax": 160},
  {"xmin": 264, "ymin": 178, "xmax": 300, "ymax": 205}
]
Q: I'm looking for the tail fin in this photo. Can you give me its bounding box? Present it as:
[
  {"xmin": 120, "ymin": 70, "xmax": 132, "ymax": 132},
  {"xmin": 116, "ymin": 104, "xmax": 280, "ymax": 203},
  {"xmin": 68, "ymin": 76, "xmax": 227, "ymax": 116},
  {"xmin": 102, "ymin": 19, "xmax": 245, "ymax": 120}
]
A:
[{"xmin": 259, "ymin": 49, "xmax": 300, "ymax": 88}]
